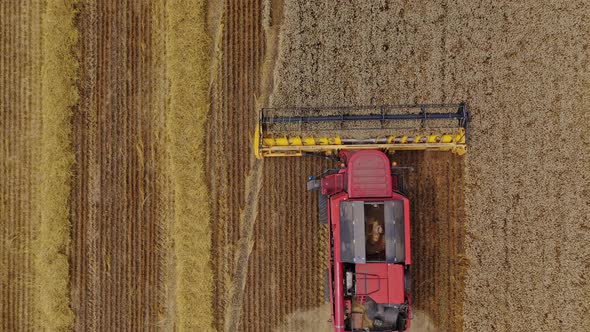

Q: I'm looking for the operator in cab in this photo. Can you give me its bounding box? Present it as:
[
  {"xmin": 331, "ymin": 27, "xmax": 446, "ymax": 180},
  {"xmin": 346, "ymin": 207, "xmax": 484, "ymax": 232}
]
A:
[{"xmin": 366, "ymin": 218, "xmax": 385, "ymax": 260}]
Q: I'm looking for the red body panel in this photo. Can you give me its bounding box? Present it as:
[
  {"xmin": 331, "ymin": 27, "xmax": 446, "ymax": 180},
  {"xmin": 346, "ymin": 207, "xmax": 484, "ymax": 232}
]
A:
[
  {"xmin": 329, "ymin": 192, "xmax": 348, "ymax": 332},
  {"xmin": 322, "ymin": 173, "xmax": 345, "ymax": 196},
  {"xmin": 355, "ymin": 264, "xmax": 405, "ymax": 304},
  {"xmin": 323, "ymin": 150, "xmax": 412, "ymax": 332},
  {"xmin": 344, "ymin": 150, "xmax": 392, "ymax": 198},
  {"xmin": 333, "ymin": 262, "xmax": 345, "ymax": 331}
]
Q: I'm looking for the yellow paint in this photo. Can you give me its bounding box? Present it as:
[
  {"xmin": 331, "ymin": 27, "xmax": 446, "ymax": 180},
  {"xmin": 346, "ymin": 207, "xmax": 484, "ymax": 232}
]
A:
[{"xmin": 254, "ymin": 125, "xmax": 467, "ymax": 158}]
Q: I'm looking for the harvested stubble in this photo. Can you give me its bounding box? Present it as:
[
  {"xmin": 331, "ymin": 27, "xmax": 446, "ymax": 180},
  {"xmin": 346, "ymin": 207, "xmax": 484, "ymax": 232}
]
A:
[
  {"xmin": 275, "ymin": 303, "xmax": 332, "ymax": 332},
  {"xmin": 70, "ymin": 2, "xmax": 172, "ymax": 330}
]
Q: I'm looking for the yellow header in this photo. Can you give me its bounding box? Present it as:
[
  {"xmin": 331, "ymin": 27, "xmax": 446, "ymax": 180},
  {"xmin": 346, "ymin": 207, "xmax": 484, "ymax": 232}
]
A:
[{"xmin": 254, "ymin": 125, "xmax": 467, "ymax": 159}]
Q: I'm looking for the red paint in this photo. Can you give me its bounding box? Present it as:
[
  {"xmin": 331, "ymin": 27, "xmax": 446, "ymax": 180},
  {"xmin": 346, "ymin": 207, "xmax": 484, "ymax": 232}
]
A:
[
  {"xmin": 333, "ymin": 262, "xmax": 345, "ymax": 332},
  {"xmin": 343, "ymin": 150, "xmax": 392, "ymax": 198},
  {"xmin": 321, "ymin": 173, "xmax": 345, "ymax": 196},
  {"xmin": 329, "ymin": 192, "xmax": 348, "ymax": 330},
  {"xmin": 387, "ymin": 264, "xmax": 406, "ymax": 304},
  {"xmin": 355, "ymin": 263, "xmax": 405, "ymax": 304}
]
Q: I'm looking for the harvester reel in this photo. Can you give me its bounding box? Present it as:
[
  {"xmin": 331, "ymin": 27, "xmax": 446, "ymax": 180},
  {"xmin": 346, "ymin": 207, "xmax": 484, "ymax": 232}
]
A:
[
  {"xmin": 255, "ymin": 103, "xmax": 469, "ymax": 158},
  {"xmin": 324, "ymin": 268, "xmax": 330, "ymax": 303}
]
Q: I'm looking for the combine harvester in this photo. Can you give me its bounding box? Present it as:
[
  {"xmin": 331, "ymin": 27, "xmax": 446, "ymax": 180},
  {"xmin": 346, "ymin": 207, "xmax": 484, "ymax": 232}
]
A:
[{"xmin": 254, "ymin": 104, "xmax": 468, "ymax": 332}]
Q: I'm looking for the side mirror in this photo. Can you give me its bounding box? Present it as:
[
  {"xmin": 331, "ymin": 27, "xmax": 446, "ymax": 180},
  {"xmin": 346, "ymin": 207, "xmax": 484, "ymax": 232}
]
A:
[{"xmin": 307, "ymin": 177, "xmax": 321, "ymax": 192}]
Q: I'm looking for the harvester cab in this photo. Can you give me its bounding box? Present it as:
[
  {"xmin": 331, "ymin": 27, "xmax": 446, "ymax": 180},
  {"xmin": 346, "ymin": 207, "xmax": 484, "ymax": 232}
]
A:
[{"xmin": 253, "ymin": 104, "xmax": 468, "ymax": 332}]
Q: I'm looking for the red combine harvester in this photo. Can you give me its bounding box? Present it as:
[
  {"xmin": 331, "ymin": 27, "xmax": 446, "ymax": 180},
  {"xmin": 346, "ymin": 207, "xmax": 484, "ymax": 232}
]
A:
[
  {"xmin": 307, "ymin": 150, "xmax": 411, "ymax": 331},
  {"xmin": 254, "ymin": 104, "xmax": 469, "ymax": 331}
]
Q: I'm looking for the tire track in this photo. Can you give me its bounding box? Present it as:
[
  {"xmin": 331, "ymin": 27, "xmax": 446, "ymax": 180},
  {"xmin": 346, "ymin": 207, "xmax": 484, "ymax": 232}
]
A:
[
  {"xmin": 209, "ymin": 0, "xmax": 231, "ymax": 325},
  {"xmin": 224, "ymin": 159, "xmax": 264, "ymax": 332},
  {"xmin": 71, "ymin": 2, "xmax": 99, "ymax": 329},
  {"xmin": 71, "ymin": 1, "xmax": 166, "ymax": 330}
]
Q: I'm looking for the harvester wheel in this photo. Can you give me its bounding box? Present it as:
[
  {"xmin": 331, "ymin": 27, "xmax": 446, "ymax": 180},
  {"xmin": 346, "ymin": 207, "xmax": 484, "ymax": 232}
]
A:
[
  {"xmin": 324, "ymin": 268, "xmax": 330, "ymax": 303},
  {"xmin": 396, "ymin": 316, "xmax": 408, "ymax": 332},
  {"xmin": 404, "ymin": 266, "xmax": 411, "ymax": 294},
  {"xmin": 318, "ymin": 194, "xmax": 328, "ymax": 225}
]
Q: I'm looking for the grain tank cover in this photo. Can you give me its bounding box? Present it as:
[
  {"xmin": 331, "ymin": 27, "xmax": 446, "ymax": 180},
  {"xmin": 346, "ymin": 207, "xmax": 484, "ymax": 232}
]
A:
[
  {"xmin": 384, "ymin": 200, "xmax": 405, "ymax": 263},
  {"xmin": 347, "ymin": 150, "xmax": 392, "ymax": 198},
  {"xmin": 340, "ymin": 201, "xmax": 366, "ymax": 264},
  {"xmin": 340, "ymin": 201, "xmax": 406, "ymax": 264}
]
